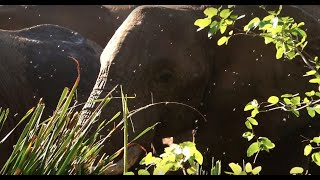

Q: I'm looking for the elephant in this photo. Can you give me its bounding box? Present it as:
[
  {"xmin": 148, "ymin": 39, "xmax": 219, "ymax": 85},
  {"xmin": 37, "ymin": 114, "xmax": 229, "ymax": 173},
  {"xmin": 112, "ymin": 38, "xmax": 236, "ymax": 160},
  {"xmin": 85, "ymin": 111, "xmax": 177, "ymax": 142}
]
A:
[
  {"xmin": 0, "ymin": 24, "xmax": 102, "ymax": 167},
  {"xmin": 0, "ymin": 5, "xmax": 137, "ymax": 47},
  {"xmin": 78, "ymin": 5, "xmax": 320, "ymax": 175}
]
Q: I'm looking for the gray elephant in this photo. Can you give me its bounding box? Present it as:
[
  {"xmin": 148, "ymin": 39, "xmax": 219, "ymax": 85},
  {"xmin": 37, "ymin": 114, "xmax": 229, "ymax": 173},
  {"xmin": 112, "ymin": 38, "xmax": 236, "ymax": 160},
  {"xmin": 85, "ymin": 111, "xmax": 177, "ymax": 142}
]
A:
[
  {"xmin": 0, "ymin": 24, "xmax": 102, "ymax": 167},
  {"xmin": 0, "ymin": 5, "xmax": 137, "ymax": 47},
  {"xmin": 80, "ymin": 5, "xmax": 320, "ymax": 174}
]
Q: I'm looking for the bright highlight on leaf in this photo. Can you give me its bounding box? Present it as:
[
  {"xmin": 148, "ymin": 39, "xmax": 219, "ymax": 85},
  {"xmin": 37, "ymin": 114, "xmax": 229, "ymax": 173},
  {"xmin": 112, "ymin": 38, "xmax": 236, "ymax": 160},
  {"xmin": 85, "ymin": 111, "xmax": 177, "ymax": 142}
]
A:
[
  {"xmin": 304, "ymin": 144, "xmax": 313, "ymax": 156},
  {"xmin": 290, "ymin": 167, "xmax": 304, "ymax": 175},
  {"xmin": 267, "ymin": 96, "xmax": 279, "ymax": 104}
]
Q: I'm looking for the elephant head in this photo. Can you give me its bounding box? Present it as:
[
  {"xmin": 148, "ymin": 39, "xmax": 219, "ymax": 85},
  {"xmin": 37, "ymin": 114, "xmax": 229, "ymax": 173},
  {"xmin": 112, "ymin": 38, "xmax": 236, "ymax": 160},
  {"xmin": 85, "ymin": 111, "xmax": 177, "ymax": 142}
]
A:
[{"xmin": 81, "ymin": 5, "xmax": 320, "ymax": 174}]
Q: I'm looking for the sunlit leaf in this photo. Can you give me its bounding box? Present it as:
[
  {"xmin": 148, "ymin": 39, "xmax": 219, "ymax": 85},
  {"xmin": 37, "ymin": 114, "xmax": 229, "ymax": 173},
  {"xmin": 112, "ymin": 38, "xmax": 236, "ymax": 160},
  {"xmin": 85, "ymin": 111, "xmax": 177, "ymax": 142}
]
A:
[
  {"xmin": 290, "ymin": 167, "xmax": 304, "ymax": 175},
  {"xmin": 217, "ymin": 36, "xmax": 229, "ymax": 46},
  {"xmin": 138, "ymin": 169, "xmax": 150, "ymax": 175},
  {"xmin": 304, "ymin": 144, "xmax": 313, "ymax": 156},
  {"xmin": 194, "ymin": 18, "xmax": 211, "ymax": 31},
  {"xmin": 251, "ymin": 108, "xmax": 259, "ymax": 118},
  {"xmin": 245, "ymin": 163, "xmax": 252, "ymax": 173},
  {"xmin": 245, "ymin": 120, "xmax": 252, "ymax": 130},
  {"xmin": 307, "ymin": 107, "xmax": 315, "ymax": 118},
  {"xmin": 229, "ymin": 163, "xmax": 242, "ymax": 175},
  {"xmin": 247, "ymin": 142, "xmax": 260, "ymax": 157},
  {"xmin": 313, "ymin": 137, "xmax": 320, "ymax": 144},
  {"xmin": 247, "ymin": 117, "xmax": 258, "ymax": 126},
  {"xmin": 267, "ymin": 96, "xmax": 279, "ymax": 104},
  {"xmin": 204, "ymin": 7, "xmax": 218, "ymax": 18},
  {"xmin": 252, "ymin": 166, "xmax": 262, "ymax": 175},
  {"xmin": 220, "ymin": 9, "xmax": 232, "ymax": 19}
]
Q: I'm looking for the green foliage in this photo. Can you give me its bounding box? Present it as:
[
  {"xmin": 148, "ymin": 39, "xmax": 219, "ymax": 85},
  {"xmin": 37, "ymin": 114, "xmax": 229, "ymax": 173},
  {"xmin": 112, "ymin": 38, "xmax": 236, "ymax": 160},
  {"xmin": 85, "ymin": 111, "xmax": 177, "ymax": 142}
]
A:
[
  {"xmin": 0, "ymin": 59, "xmax": 122, "ymax": 175},
  {"xmin": 132, "ymin": 141, "xmax": 203, "ymax": 175},
  {"xmin": 210, "ymin": 159, "xmax": 221, "ymax": 175},
  {"xmin": 0, "ymin": 58, "xmax": 157, "ymax": 175},
  {"xmin": 290, "ymin": 167, "xmax": 304, "ymax": 175},
  {"xmin": 225, "ymin": 162, "xmax": 262, "ymax": 175},
  {"xmin": 195, "ymin": 5, "xmax": 320, "ymax": 172}
]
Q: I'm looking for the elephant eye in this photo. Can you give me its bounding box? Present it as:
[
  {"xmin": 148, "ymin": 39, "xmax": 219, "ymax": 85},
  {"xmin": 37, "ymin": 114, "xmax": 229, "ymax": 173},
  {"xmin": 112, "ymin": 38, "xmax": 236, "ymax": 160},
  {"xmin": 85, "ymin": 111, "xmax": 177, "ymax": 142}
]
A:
[{"xmin": 156, "ymin": 69, "xmax": 174, "ymax": 84}]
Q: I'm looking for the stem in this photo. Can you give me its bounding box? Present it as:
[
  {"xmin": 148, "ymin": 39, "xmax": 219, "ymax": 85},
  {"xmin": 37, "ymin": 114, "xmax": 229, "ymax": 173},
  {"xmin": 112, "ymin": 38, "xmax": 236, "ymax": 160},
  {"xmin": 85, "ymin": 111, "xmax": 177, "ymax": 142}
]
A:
[
  {"xmin": 296, "ymin": 49, "xmax": 315, "ymax": 70},
  {"xmin": 253, "ymin": 150, "xmax": 260, "ymax": 164},
  {"xmin": 121, "ymin": 86, "xmax": 129, "ymax": 174}
]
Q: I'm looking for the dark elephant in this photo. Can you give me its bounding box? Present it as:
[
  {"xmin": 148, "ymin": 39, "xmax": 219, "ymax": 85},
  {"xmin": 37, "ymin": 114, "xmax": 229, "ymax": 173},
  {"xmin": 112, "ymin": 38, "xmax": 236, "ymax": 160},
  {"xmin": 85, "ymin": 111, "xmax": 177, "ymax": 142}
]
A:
[
  {"xmin": 80, "ymin": 5, "xmax": 320, "ymax": 174},
  {"xmin": 0, "ymin": 5, "xmax": 137, "ymax": 46},
  {"xmin": 0, "ymin": 24, "xmax": 102, "ymax": 167}
]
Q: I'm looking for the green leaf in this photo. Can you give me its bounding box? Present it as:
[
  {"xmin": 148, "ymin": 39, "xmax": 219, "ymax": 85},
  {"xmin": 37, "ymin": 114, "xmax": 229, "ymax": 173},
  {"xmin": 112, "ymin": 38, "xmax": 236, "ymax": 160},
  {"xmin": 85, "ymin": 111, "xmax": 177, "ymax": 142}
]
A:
[
  {"xmin": 220, "ymin": 24, "xmax": 227, "ymax": 34},
  {"xmin": 194, "ymin": 150, "xmax": 203, "ymax": 165},
  {"xmin": 239, "ymin": 171, "xmax": 247, "ymax": 175},
  {"xmin": 229, "ymin": 30, "xmax": 234, "ymax": 35},
  {"xmin": 305, "ymin": 70, "xmax": 317, "ymax": 76},
  {"xmin": 276, "ymin": 47, "xmax": 284, "ymax": 59},
  {"xmin": 187, "ymin": 166, "xmax": 197, "ymax": 175},
  {"xmin": 307, "ymin": 107, "xmax": 316, "ymax": 118},
  {"xmin": 220, "ymin": 9, "xmax": 232, "ymax": 19},
  {"xmin": 303, "ymin": 97, "xmax": 310, "ymax": 103},
  {"xmin": 283, "ymin": 98, "xmax": 292, "ymax": 105},
  {"xmin": 268, "ymin": 96, "xmax": 279, "ymax": 104},
  {"xmin": 292, "ymin": 109, "xmax": 300, "ymax": 117},
  {"xmin": 245, "ymin": 120, "xmax": 252, "ymax": 130},
  {"xmin": 208, "ymin": 21, "xmax": 219, "ymax": 37},
  {"xmin": 296, "ymin": 28, "xmax": 307, "ymax": 39},
  {"xmin": 129, "ymin": 122, "xmax": 159, "ymax": 143},
  {"xmin": 251, "ymin": 108, "xmax": 259, "ymax": 118},
  {"xmin": 291, "ymin": 96, "xmax": 301, "ymax": 105},
  {"xmin": 252, "ymin": 166, "xmax": 262, "ymax": 175},
  {"xmin": 281, "ymin": 94, "xmax": 293, "ymax": 98},
  {"xmin": 313, "ymin": 137, "xmax": 320, "ymax": 144},
  {"xmin": 305, "ymin": 90, "xmax": 315, "ymax": 97},
  {"xmin": 138, "ymin": 169, "xmax": 150, "ymax": 175},
  {"xmin": 263, "ymin": 14, "xmax": 274, "ymax": 21},
  {"xmin": 244, "ymin": 105, "xmax": 255, "ymax": 111},
  {"xmin": 276, "ymin": 5, "xmax": 283, "ymax": 15},
  {"xmin": 242, "ymin": 131, "xmax": 255, "ymax": 141},
  {"xmin": 144, "ymin": 152, "xmax": 154, "ymax": 165},
  {"xmin": 264, "ymin": 37, "xmax": 273, "ymax": 44},
  {"xmin": 217, "ymin": 36, "xmax": 229, "ymax": 46},
  {"xmin": 312, "ymin": 152, "xmax": 320, "ymax": 166},
  {"xmin": 244, "ymin": 17, "xmax": 260, "ymax": 31},
  {"xmin": 124, "ymin": 172, "xmax": 135, "ymax": 175},
  {"xmin": 228, "ymin": 5, "xmax": 235, "ymax": 8},
  {"xmin": 314, "ymin": 105, "xmax": 320, "ymax": 114},
  {"xmin": 247, "ymin": 142, "xmax": 260, "ymax": 157},
  {"xmin": 290, "ymin": 167, "xmax": 304, "ymax": 175},
  {"xmin": 247, "ymin": 117, "xmax": 258, "ymax": 126},
  {"xmin": 259, "ymin": 137, "xmax": 275, "ymax": 149},
  {"xmin": 204, "ymin": 7, "xmax": 218, "ymax": 18},
  {"xmin": 153, "ymin": 165, "xmax": 170, "ymax": 175},
  {"xmin": 230, "ymin": 14, "xmax": 238, "ymax": 20},
  {"xmin": 229, "ymin": 163, "xmax": 242, "ymax": 175},
  {"xmin": 297, "ymin": 22, "xmax": 305, "ymax": 27},
  {"xmin": 194, "ymin": 18, "xmax": 212, "ymax": 30},
  {"xmin": 311, "ymin": 78, "xmax": 320, "ymax": 84},
  {"xmin": 245, "ymin": 163, "xmax": 252, "ymax": 173},
  {"xmin": 304, "ymin": 144, "xmax": 313, "ymax": 156},
  {"xmin": 225, "ymin": 19, "xmax": 233, "ymax": 25}
]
